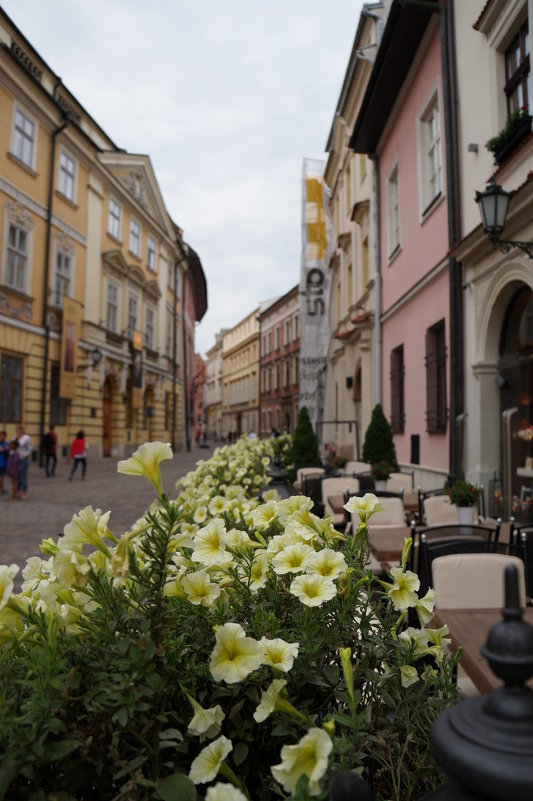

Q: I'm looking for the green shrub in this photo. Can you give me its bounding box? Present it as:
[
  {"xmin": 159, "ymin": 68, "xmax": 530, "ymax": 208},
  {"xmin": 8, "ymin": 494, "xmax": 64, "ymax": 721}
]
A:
[
  {"xmin": 362, "ymin": 404, "xmax": 399, "ymax": 471},
  {"xmin": 290, "ymin": 406, "xmax": 320, "ymax": 472}
]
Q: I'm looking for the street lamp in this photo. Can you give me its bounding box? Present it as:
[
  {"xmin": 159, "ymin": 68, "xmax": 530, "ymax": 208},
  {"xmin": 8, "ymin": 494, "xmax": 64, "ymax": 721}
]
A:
[
  {"xmin": 476, "ymin": 177, "xmax": 533, "ymax": 258},
  {"xmin": 77, "ymin": 347, "xmax": 103, "ymax": 372}
]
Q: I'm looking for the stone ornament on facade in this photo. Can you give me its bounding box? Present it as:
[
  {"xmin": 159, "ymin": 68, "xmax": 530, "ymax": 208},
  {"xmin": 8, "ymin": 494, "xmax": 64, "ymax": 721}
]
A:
[{"xmin": 0, "ymin": 291, "xmax": 33, "ymax": 321}]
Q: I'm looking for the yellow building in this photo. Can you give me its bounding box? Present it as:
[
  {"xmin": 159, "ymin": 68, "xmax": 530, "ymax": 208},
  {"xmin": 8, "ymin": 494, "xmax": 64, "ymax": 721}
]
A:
[
  {"xmin": 222, "ymin": 310, "xmax": 260, "ymax": 438},
  {"xmin": 0, "ymin": 11, "xmax": 205, "ymax": 459}
]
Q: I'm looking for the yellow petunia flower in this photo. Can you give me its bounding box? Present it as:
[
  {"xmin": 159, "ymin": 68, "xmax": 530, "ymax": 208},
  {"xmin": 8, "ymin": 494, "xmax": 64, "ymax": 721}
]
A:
[
  {"xmin": 306, "ymin": 548, "xmax": 347, "ymax": 578},
  {"xmin": 272, "ymin": 543, "xmax": 315, "ymax": 575},
  {"xmin": 186, "ymin": 693, "xmax": 225, "ymax": 740},
  {"xmin": 261, "ymin": 637, "xmax": 299, "ymax": 672},
  {"xmin": 289, "ymin": 574, "xmax": 337, "ymax": 607},
  {"xmin": 387, "ymin": 567, "xmax": 420, "ymax": 611},
  {"xmin": 344, "ymin": 492, "xmax": 384, "ymax": 522},
  {"xmin": 192, "ymin": 520, "xmax": 232, "ymax": 567},
  {"xmin": 253, "ymin": 678, "xmax": 287, "ymax": 722},
  {"xmin": 206, "ymin": 784, "xmax": 248, "ymax": 801},
  {"xmin": 271, "ymin": 727, "xmax": 332, "ymax": 795},
  {"xmin": 0, "ymin": 564, "xmax": 19, "ymax": 611},
  {"xmin": 61, "ymin": 506, "xmax": 112, "ymax": 557},
  {"xmin": 416, "ymin": 588, "xmax": 436, "ymax": 626},
  {"xmin": 400, "ymin": 664, "xmax": 419, "ymax": 688},
  {"xmin": 117, "ymin": 441, "xmax": 173, "ymax": 496},
  {"xmin": 181, "ymin": 569, "xmax": 221, "ymax": 607},
  {"xmin": 189, "ymin": 735, "xmax": 233, "ymax": 784},
  {"xmin": 210, "ymin": 622, "xmax": 264, "ymax": 684}
]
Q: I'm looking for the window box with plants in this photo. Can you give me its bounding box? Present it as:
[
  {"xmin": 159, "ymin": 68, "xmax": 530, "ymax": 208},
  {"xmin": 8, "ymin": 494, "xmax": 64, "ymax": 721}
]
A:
[{"xmin": 486, "ymin": 107, "xmax": 532, "ymax": 165}]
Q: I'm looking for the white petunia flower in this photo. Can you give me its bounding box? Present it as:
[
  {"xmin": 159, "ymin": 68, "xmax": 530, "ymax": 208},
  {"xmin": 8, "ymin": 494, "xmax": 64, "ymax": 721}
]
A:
[
  {"xmin": 261, "ymin": 637, "xmax": 299, "ymax": 672},
  {"xmin": 189, "ymin": 735, "xmax": 233, "ymax": 784},
  {"xmin": 289, "ymin": 574, "xmax": 337, "ymax": 607},
  {"xmin": 210, "ymin": 622, "xmax": 264, "ymax": 684}
]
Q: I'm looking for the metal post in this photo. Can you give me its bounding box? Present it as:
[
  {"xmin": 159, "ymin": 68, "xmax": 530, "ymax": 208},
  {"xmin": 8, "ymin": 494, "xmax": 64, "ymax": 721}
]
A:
[{"xmin": 502, "ymin": 407, "xmax": 518, "ymax": 520}]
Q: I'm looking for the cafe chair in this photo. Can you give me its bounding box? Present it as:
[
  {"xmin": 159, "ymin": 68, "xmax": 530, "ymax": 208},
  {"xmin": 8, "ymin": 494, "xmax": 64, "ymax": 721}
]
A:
[
  {"xmin": 387, "ymin": 471, "xmax": 414, "ymax": 493},
  {"xmin": 301, "ymin": 473, "xmax": 324, "ymax": 516},
  {"xmin": 345, "ymin": 460, "xmax": 371, "ymax": 475},
  {"xmin": 417, "ymin": 487, "xmax": 449, "ymax": 525},
  {"xmin": 510, "ymin": 523, "xmax": 533, "ymax": 597},
  {"xmin": 322, "ymin": 477, "xmax": 360, "ymax": 528},
  {"xmin": 294, "ymin": 466, "xmax": 325, "ymax": 493},
  {"xmin": 413, "ymin": 522, "xmax": 502, "ymax": 597},
  {"xmin": 422, "ymin": 494, "xmax": 459, "ymax": 526},
  {"xmin": 431, "ymin": 552, "xmax": 527, "ymax": 609}
]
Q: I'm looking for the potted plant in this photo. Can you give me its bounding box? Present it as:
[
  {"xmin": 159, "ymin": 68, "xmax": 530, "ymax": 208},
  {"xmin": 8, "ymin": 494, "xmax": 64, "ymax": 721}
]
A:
[
  {"xmin": 362, "ymin": 404, "xmax": 399, "ymax": 472},
  {"xmin": 371, "ymin": 460, "xmax": 391, "ymax": 491},
  {"xmin": 485, "ymin": 106, "xmax": 532, "ymax": 165},
  {"xmin": 448, "ymin": 479, "xmax": 481, "ymax": 525}
]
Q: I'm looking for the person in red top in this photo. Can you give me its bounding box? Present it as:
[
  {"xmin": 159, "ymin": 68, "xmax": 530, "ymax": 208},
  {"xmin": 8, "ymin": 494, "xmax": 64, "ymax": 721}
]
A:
[{"xmin": 68, "ymin": 430, "xmax": 87, "ymax": 481}]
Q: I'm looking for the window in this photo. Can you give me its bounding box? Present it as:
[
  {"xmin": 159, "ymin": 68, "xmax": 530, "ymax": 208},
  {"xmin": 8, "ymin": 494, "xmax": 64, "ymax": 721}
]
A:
[
  {"xmin": 284, "ymin": 319, "xmax": 291, "ymax": 346},
  {"xmin": 505, "ymin": 22, "xmax": 531, "ymax": 114},
  {"xmin": 6, "ymin": 223, "xmax": 28, "ymax": 291},
  {"xmin": 50, "ymin": 363, "xmax": 67, "ymax": 426},
  {"xmin": 390, "ymin": 345, "xmax": 405, "ymax": 434},
  {"xmin": 166, "ymin": 315, "xmax": 173, "ymax": 357},
  {"xmin": 52, "ymin": 251, "xmax": 72, "ymax": 307},
  {"xmin": 58, "ymin": 150, "xmax": 76, "ymax": 201},
  {"xmin": 387, "ymin": 162, "xmax": 401, "ymax": 256},
  {"xmin": 275, "ymin": 326, "xmax": 280, "ymax": 350},
  {"xmin": 145, "ymin": 305, "xmax": 155, "ymax": 349},
  {"xmin": 425, "ymin": 320, "xmax": 447, "ymax": 433},
  {"xmin": 106, "ymin": 282, "xmax": 119, "ymax": 332},
  {"xmin": 293, "ymin": 314, "xmax": 299, "ymax": 341},
  {"xmin": 1, "ymin": 354, "xmax": 23, "ymax": 422},
  {"xmin": 420, "ymin": 95, "xmax": 442, "ymax": 210},
  {"xmin": 127, "ymin": 294, "xmax": 138, "ymax": 339},
  {"xmin": 12, "ymin": 107, "xmax": 35, "ymax": 168},
  {"xmin": 129, "ymin": 219, "xmax": 140, "ymax": 257},
  {"xmin": 108, "ymin": 198, "xmax": 121, "ymax": 239},
  {"xmin": 147, "ymin": 236, "xmax": 156, "ymax": 271}
]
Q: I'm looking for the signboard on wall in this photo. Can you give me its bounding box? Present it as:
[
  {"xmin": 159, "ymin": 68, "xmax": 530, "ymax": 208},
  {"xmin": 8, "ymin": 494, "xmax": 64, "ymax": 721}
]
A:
[
  {"xmin": 131, "ymin": 330, "xmax": 143, "ymax": 408},
  {"xmin": 60, "ymin": 297, "xmax": 83, "ymax": 399},
  {"xmin": 299, "ymin": 158, "xmax": 333, "ymax": 433}
]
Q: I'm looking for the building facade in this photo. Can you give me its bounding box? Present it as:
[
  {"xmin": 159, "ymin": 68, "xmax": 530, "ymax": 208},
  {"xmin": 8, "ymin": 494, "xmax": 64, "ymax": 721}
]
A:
[
  {"xmin": 205, "ymin": 330, "xmax": 225, "ymax": 441},
  {"xmin": 0, "ymin": 10, "xmax": 206, "ymax": 459},
  {"xmin": 222, "ymin": 310, "xmax": 260, "ymax": 438},
  {"xmin": 260, "ymin": 285, "xmax": 300, "ymax": 437},
  {"xmin": 322, "ymin": 2, "xmax": 388, "ymax": 461}
]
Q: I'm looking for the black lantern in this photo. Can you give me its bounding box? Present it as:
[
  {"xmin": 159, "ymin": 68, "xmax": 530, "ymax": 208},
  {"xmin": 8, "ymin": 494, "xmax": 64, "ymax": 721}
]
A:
[
  {"xmin": 475, "ymin": 177, "xmax": 511, "ymax": 235},
  {"xmin": 476, "ymin": 178, "xmax": 533, "ymax": 258},
  {"xmin": 77, "ymin": 347, "xmax": 103, "ymax": 372}
]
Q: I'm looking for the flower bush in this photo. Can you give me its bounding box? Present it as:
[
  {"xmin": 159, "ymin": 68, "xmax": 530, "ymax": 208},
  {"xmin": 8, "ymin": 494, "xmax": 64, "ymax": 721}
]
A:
[
  {"xmin": 371, "ymin": 461, "xmax": 392, "ymax": 481},
  {"xmin": 448, "ymin": 479, "xmax": 481, "ymax": 507},
  {"xmin": 0, "ymin": 438, "xmax": 457, "ymax": 801}
]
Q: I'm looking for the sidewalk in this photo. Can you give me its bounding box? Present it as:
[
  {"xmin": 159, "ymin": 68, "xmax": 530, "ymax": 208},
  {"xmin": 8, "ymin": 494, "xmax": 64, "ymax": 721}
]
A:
[{"xmin": 0, "ymin": 443, "xmax": 215, "ymax": 573}]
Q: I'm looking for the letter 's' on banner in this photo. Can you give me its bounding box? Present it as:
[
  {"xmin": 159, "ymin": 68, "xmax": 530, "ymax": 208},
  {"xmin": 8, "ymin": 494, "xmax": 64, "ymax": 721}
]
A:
[{"xmin": 300, "ymin": 158, "xmax": 333, "ymax": 433}]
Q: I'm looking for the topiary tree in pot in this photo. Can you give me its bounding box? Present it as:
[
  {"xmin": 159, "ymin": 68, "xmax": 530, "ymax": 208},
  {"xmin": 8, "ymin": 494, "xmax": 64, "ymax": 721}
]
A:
[
  {"xmin": 362, "ymin": 403, "xmax": 399, "ymax": 471},
  {"xmin": 290, "ymin": 405, "xmax": 320, "ymax": 473}
]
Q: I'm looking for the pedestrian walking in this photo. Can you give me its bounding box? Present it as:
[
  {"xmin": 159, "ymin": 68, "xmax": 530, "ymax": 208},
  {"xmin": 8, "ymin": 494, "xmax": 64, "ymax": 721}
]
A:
[
  {"xmin": 0, "ymin": 430, "xmax": 10, "ymax": 495},
  {"xmin": 43, "ymin": 425, "xmax": 58, "ymax": 477},
  {"xmin": 16, "ymin": 425, "xmax": 32, "ymax": 501},
  {"xmin": 6, "ymin": 439, "xmax": 20, "ymax": 500},
  {"xmin": 69, "ymin": 430, "xmax": 87, "ymax": 480}
]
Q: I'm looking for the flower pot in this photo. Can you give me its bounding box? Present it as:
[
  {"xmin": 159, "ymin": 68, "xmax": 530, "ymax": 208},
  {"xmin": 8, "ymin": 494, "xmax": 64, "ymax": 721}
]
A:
[
  {"xmin": 456, "ymin": 505, "xmax": 476, "ymax": 525},
  {"xmin": 375, "ymin": 480, "xmax": 387, "ymax": 492},
  {"xmin": 493, "ymin": 116, "xmax": 532, "ymax": 164}
]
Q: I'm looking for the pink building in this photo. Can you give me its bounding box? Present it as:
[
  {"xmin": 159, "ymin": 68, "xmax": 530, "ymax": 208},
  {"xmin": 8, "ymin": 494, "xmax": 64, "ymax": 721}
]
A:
[{"xmin": 350, "ymin": 2, "xmax": 461, "ymax": 482}]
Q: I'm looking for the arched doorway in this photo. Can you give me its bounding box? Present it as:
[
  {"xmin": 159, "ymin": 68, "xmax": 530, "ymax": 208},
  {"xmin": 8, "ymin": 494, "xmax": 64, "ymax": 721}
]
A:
[
  {"xmin": 498, "ymin": 284, "xmax": 533, "ymax": 518},
  {"xmin": 102, "ymin": 377, "xmax": 113, "ymax": 457}
]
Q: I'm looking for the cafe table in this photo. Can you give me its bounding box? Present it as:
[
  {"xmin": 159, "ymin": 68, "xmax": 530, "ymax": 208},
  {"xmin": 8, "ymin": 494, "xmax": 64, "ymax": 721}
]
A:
[
  {"xmin": 368, "ymin": 525, "xmax": 411, "ymax": 564},
  {"xmin": 433, "ymin": 607, "xmax": 533, "ymax": 694}
]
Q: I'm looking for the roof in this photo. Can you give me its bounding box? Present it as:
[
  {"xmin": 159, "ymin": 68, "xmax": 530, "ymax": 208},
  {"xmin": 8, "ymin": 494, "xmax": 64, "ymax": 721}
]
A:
[{"xmin": 349, "ymin": 0, "xmax": 439, "ymax": 154}]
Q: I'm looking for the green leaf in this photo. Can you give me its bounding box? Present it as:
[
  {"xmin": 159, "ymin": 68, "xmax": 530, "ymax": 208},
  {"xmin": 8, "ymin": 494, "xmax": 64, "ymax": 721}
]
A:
[
  {"xmin": 233, "ymin": 741, "xmax": 249, "ymax": 766},
  {"xmin": 41, "ymin": 740, "xmax": 81, "ymax": 763},
  {"xmin": 159, "ymin": 728, "xmax": 183, "ymax": 741},
  {"xmin": 155, "ymin": 773, "xmax": 197, "ymax": 801},
  {"xmin": 323, "ymin": 664, "xmax": 340, "ymax": 685}
]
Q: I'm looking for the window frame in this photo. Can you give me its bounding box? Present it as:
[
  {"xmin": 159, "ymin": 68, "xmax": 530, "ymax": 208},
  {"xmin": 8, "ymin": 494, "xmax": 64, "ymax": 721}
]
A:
[
  {"xmin": 147, "ymin": 236, "xmax": 156, "ymax": 271},
  {"xmin": 52, "ymin": 248, "xmax": 73, "ymax": 308},
  {"xmin": 425, "ymin": 319, "xmax": 447, "ymax": 434},
  {"xmin": 12, "ymin": 105, "xmax": 36, "ymax": 170},
  {"xmin": 145, "ymin": 303, "xmax": 155, "ymax": 350},
  {"xmin": 57, "ymin": 148, "xmax": 77, "ymax": 202},
  {"xmin": 418, "ymin": 86, "xmax": 443, "ymax": 215},
  {"xmin": 387, "ymin": 159, "xmax": 401, "ymax": 259},
  {"xmin": 5, "ymin": 221, "xmax": 29, "ymax": 292},
  {"xmin": 108, "ymin": 198, "xmax": 122, "ymax": 240},
  {"xmin": 129, "ymin": 218, "xmax": 141, "ymax": 257},
  {"xmin": 127, "ymin": 292, "xmax": 139, "ymax": 340},
  {"xmin": 505, "ymin": 21, "xmax": 531, "ymax": 114},
  {"xmin": 390, "ymin": 344, "xmax": 405, "ymax": 434},
  {"xmin": 106, "ymin": 280, "xmax": 120, "ymax": 332}
]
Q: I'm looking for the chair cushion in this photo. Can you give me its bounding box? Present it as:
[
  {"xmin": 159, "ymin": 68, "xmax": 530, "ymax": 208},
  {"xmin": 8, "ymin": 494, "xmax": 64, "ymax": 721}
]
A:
[{"xmin": 432, "ymin": 553, "xmax": 526, "ymax": 608}]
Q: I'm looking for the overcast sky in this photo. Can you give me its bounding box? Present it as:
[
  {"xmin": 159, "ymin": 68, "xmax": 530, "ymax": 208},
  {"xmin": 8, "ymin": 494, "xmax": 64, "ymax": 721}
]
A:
[{"xmin": 2, "ymin": 1, "xmax": 364, "ymax": 356}]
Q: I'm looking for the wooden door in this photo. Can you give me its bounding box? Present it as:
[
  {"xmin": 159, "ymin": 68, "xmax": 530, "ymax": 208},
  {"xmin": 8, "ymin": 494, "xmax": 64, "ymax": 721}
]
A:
[{"xmin": 103, "ymin": 378, "xmax": 112, "ymax": 457}]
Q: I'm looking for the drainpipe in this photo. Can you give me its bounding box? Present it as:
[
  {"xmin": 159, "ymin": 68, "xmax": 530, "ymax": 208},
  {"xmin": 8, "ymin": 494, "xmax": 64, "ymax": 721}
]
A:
[
  {"xmin": 171, "ymin": 249, "xmax": 189, "ymax": 451},
  {"xmin": 38, "ymin": 116, "xmax": 69, "ymax": 467},
  {"xmin": 370, "ymin": 153, "xmax": 382, "ymax": 406},
  {"xmin": 182, "ymin": 291, "xmax": 191, "ymax": 452}
]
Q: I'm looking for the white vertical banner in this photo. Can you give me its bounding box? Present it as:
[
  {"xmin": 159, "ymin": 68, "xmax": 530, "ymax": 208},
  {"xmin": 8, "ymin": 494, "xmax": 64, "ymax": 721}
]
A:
[{"xmin": 299, "ymin": 158, "xmax": 333, "ymax": 434}]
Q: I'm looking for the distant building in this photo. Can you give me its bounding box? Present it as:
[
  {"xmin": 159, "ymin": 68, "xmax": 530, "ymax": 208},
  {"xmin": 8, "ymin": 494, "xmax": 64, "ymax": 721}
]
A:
[
  {"xmin": 260, "ymin": 286, "xmax": 300, "ymax": 436},
  {"xmin": 205, "ymin": 330, "xmax": 226, "ymax": 440},
  {"xmin": 222, "ymin": 310, "xmax": 260, "ymax": 438}
]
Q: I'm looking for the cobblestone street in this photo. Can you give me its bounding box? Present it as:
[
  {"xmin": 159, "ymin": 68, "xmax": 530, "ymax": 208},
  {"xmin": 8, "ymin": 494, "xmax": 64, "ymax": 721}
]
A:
[{"xmin": 0, "ymin": 443, "xmax": 214, "ymax": 575}]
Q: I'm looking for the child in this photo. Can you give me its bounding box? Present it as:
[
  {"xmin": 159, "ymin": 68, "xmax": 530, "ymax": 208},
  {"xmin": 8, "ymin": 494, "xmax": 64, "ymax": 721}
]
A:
[
  {"xmin": 69, "ymin": 430, "xmax": 87, "ymax": 480},
  {"xmin": 6, "ymin": 440, "xmax": 20, "ymax": 500}
]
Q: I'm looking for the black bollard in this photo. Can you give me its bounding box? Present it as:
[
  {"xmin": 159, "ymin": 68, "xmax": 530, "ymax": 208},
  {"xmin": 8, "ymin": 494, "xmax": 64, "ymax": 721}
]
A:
[{"xmin": 422, "ymin": 564, "xmax": 533, "ymax": 800}]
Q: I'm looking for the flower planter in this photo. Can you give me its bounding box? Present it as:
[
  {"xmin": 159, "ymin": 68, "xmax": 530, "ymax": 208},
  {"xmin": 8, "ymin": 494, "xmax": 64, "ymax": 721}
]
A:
[
  {"xmin": 456, "ymin": 505, "xmax": 476, "ymax": 525},
  {"xmin": 375, "ymin": 479, "xmax": 387, "ymax": 492},
  {"xmin": 493, "ymin": 116, "xmax": 532, "ymax": 164}
]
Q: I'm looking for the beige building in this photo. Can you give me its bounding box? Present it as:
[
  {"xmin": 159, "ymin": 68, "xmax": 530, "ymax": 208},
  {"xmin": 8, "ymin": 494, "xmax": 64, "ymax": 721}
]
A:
[
  {"xmin": 205, "ymin": 329, "xmax": 226, "ymax": 440},
  {"xmin": 322, "ymin": 2, "xmax": 389, "ymax": 459},
  {"xmin": 0, "ymin": 10, "xmax": 203, "ymax": 459},
  {"xmin": 222, "ymin": 310, "xmax": 260, "ymax": 437}
]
